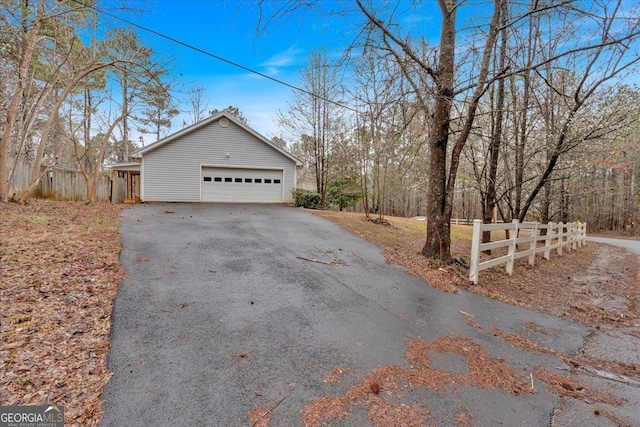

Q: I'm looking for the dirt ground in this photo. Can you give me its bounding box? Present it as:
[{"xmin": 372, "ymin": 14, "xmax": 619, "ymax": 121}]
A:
[
  {"xmin": 1, "ymin": 201, "xmax": 639, "ymax": 426},
  {"xmin": 311, "ymin": 210, "xmax": 639, "ymax": 330}
]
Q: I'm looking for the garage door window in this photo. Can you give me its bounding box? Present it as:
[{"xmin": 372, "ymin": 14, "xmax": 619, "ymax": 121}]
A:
[
  {"xmin": 255, "ymin": 178, "xmax": 262, "ymax": 183},
  {"xmin": 225, "ymin": 177, "xmax": 232, "ymax": 182},
  {"xmin": 214, "ymin": 177, "xmax": 222, "ymax": 182},
  {"xmin": 203, "ymin": 176, "xmax": 212, "ymax": 182},
  {"xmin": 245, "ymin": 178, "xmax": 252, "ymax": 183},
  {"xmin": 274, "ymin": 179, "xmax": 281, "ymax": 184}
]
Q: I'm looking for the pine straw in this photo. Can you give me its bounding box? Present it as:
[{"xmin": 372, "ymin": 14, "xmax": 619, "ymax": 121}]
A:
[
  {"xmin": 593, "ymin": 407, "xmax": 635, "ymax": 427},
  {"xmin": 490, "ymin": 325, "xmax": 632, "ymax": 405},
  {"xmin": 248, "ymin": 405, "xmax": 274, "ymax": 427},
  {"xmin": 491, "ymin": 326, "xmax": 640, "ymax": 383},
  {"xmin": 491, "ymin": 328, "xmax": 558, "ymax": 356},
  {"xmin": 533, "ymin": 366, "xmax": 624, "ymax": 406},
  {"xmin": 300, "ymin": 336, "xmax": 530, "ymax": 427},
  {"xmin": 492, "ymin": 325, "xmax": 639, "ymax": 417},
  {"xmin": 324, "ymin": 365, "xmax": 351, "ymax": 384},
  {"xmin": 524, "ymin": 322, "xmax": 551, "ymax": 335},
  {"xmin": 0, "ymin": 200, "xmax": 126, "ymax": 426}
]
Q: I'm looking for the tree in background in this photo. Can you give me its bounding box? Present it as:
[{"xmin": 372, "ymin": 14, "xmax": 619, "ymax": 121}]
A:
[
  {"xmin": 136, "ymin": 80, "xmax": 180, "ymax": 142},
  {"xmin": 279, "ymin": 50, "xmax": 345, "ymax": 206},
  {"xmin": 0, "ymin": 0, "xmax": 177, "ymax": 202},
  {"xmin": 259, "ymin": 0, "xmax": 640, "ymax": 261},
  {"xmin": 326, "ymin": 176, "xmax": 360, "ymax": 211},
  {"xmin": 185, "ymin": 85, "xmax": 210, "ymax": 125},
  {"xmin": 210, "ymin": 105, "xmax": 248, "ymax": 124}
]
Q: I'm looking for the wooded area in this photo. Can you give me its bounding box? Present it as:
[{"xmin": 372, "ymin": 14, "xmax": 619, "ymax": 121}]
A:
[
  {"xmin": 2, "ymin": 0, "xmax": 640, "ymax": 263},
  {"xmin": 0, "ymin": 0, "xmax": 179, "ymax": 204},
  {"xmin": 268, "ymin": 0, "xmax": 640, "ymax": 261}
]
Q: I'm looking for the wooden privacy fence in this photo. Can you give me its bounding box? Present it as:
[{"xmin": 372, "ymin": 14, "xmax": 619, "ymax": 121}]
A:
[
  {"xmin": 469, "ymin": 220, "xmax": 587, "ymax": 284},
  {"xmin": 7, "ymin": 159, "xmax": 111, "ymax": 202}
]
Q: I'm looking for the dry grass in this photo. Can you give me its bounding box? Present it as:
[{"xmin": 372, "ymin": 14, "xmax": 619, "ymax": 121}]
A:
[{"xmin": 311, "ymin": 209, "xmax": 640, "ymax": 328}]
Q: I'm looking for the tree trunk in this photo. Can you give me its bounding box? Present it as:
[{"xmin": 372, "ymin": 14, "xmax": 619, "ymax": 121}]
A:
[
  {"xmin": 423, "ymin": 0, "xmax": 501, "ymax": 262},
  {"xmin": 21, "ymin": 61, "xmax": 112, "ymax": 202},
  {"xmin": 121, "ymin": 67, "xmax": 129, "ymax": 162},
  {"xmin": 422, "ymin": 1, "xmax": 456, "ymax": 261},
  {"xmin": 482, "ymin": 0, "xmax": 507, "ymax": 248},
  {"xmin": 90, "ymin": 114, "xmax": 126, "ymax": 202},
  {"xmin": 0, "ymin": 12, "xmax": 42, "ymax": 202}
]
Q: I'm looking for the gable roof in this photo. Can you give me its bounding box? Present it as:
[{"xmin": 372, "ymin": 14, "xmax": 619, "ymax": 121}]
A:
[{"xmin": 131, "ymin": 111, "xmax": 302, "ymax": 166}]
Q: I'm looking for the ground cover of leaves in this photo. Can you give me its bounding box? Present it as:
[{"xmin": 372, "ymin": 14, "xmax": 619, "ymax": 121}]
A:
[
  {"xmin": 2, "ymin": 201, "xmax": 638, "ymax": 427},
  {"xmin": 304, "ymin": 209, "xmax": 640, "ymax": 426},
  {"xmin": 311, "ymin": 210, "xmax": 639, "ymax": 329},
  {"xmin": 0, "ymin": 200, "xmax": 125, "ymax": 426}
]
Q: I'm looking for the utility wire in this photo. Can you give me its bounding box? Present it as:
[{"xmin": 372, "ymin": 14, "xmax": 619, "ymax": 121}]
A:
[{"xmin": 70, "ymin": 0, "xmax": 358, "ymax": 114}]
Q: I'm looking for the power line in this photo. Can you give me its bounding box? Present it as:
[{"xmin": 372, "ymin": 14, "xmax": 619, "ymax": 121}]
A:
[{"xmin": 70, "ymin": 0, "xmax": 357, "ymax": 114}]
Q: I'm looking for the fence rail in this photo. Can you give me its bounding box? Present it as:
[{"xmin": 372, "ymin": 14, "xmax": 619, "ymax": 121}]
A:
[
  {"xmin": 469, "ymin": 219, "xmax": 587, "ymax": 284},
  {"xmin": 451, "ymin": 218, "xmax": 474, "ymax": 225}
]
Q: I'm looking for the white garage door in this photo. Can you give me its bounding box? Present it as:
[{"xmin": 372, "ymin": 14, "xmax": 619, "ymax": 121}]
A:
[{"xmin": 201, "ymin": 167, "xmax": 284, "ymax": 202}]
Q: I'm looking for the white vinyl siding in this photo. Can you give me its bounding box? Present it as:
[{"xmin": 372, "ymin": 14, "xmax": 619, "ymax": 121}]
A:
[
  {"xmin": 141, "ymin": 119, "xmax": 296, "ymax": 202},
  {"xmin": 201, "ymin": 167, "xmax": 283, "ymax": 202}
]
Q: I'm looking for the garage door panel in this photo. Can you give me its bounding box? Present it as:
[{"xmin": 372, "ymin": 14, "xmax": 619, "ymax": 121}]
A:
[{"xmin": 201, "ymin": 167, "xmax": 283, "ymax": 202}]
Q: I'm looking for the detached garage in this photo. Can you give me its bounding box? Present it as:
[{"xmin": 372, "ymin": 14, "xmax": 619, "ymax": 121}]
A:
[{"xmin": 131, "ymin": 112, "xmax": 301, "ymax": 203}]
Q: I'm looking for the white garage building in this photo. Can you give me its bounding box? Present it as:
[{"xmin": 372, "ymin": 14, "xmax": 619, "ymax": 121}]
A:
[{"xmin": 129, "ymin": 112, "xmax": 301, "ymax": 203}]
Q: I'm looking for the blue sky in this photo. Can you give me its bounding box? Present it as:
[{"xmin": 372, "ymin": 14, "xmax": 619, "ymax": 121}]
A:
[
  {"xmin": 93, "ymin": 0, "xmax": 640, "ymax": 147},
  {"xmin": 97, "ymin": 1, "xmax": 501, "ymax": 141},
  {"xmin": 100, "ymin": 0, "xmax": 365, "ymax": 139}
]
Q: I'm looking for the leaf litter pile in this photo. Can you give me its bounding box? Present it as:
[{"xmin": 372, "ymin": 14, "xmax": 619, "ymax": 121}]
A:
[
  {"xmin": 0, "ymin": 200, "xmax": 125, "ymax": 426},
  {"xmin": 299, "ymin": 336, "xmax": 531, "ymax": 427}
]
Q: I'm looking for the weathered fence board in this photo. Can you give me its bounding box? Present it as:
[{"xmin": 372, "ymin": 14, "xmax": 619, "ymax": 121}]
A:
[
  {"xmin": 6, "ymin": 159, "xmax": 111, "ymax": 202},
  {"xmin": 469, "ymin": 219, "xmax": 587, "ymax": 284}
]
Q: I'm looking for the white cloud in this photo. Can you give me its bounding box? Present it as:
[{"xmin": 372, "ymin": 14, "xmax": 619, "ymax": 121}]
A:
[{"xmin": 260, "ymin": 45, "xmax": 306, "ymax": 75}]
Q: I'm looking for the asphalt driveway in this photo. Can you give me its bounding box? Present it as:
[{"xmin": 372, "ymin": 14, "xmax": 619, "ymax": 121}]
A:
[{"xmin": 101, "ymin": 204, "xmax": 625, "ymax": 426}]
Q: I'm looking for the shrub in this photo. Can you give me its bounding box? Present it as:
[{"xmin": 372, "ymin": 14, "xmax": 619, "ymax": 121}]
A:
[
  {"xmin": 293, "ymin": 188, "xmax": 321, "ymax": 209},
  {"xmin": 326, "ymin": 179, "xmax": 361, "ymax": 211}
]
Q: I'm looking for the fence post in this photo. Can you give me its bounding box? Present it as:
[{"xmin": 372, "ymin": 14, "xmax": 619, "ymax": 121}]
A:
[
  {"xmin": 582, "ymin": 222, "xmax": 587, "ymax": 246},
  {"xmin": 557, "ymin": 222, "xmax": 564, "ymax": 256},
  {"xmin": 544, "ymin": 221, "xmax": 553, "ymax": 260},
  {"xmin": 469, "ymin": 219, "xmax": 482, "ymax": 284},
  {"xmin": 529, "ymin": 222, "xmax": 538, "ymax": 266},
  {"xmin": 506, "ymin": 219, "xmax": 519, "ymax": 275}
]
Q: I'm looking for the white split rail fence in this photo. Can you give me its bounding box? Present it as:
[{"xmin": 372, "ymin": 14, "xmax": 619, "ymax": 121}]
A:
[{"xmin": 469, "ymin": 220, "xmax": 587, "ymax": 284}]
